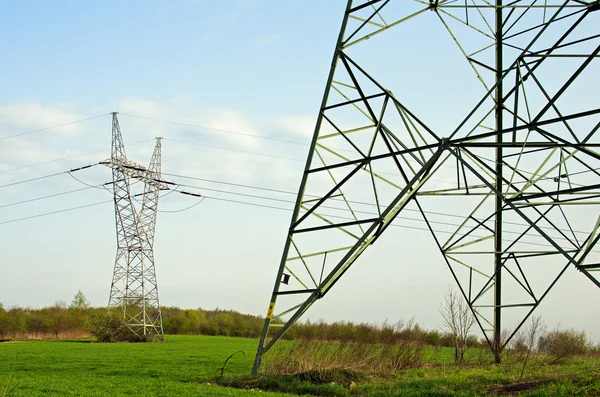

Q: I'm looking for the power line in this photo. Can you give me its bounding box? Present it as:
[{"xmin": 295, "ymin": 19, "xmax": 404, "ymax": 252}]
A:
[
  {"xmin": 175, "ymin": 182, "xmax": 296, "ymax": 204},
  {"xmin": 193, "ymin": 195, "xmax": 569, "ymax": 250},
  {"xmin": 161, "ymin": 171, "xmax": 299, "ymax": 196},
  {"xmin": 0, "ymin": 200, "xmax": 112, "ymax": 226},
  {"xmin": 0, "ymin": 113, "xmax": 110, "ymax": 141},
  {"xmin": 0, "ymin": 177, "xmax": 585, "ymax": 251},
  {"xmin": 164, "ymin": 136, "xmax": 460, "ymax": 184},
  {"xmin": 2, "ymin": 159, "xmax": 591, "ymax": 242},
  {"xmin": 0, "ymin": 163, "xmax": 99, "ymax": 189},
  {"xmin": 0, "ymin": 184, "xmax": 108, "ymax": 209},
  {"xmin": 0, "ymin": 139, "xmax": 155, "ymax": 175},
  {"xmin": 161, "ymin": 170, "xmax": 591, "ymax": 238},
  {"xmin": 163, "ymin": 138, "xmax": 303, "ymax": 162},
  {"xmin": 203, "ymin": 195, "xmax": 291, "ymax": 212},
  {"xmin": 0, "ymin": 170, "xmax": 70, "ymax": 189},
  {"xmin": 0, "ymin": 153, "xmax": 592, "ymax": 249},
  {"xmin": 119, "ymin": 113, "xmax": 307, "ymax": 146},
  {"xmin": 173, "ymin": 180, "xmax": 580, "ymax": 247},
  {"xmin": 158, "ymin": 196, "xmax": 206, "ymax": 214}
]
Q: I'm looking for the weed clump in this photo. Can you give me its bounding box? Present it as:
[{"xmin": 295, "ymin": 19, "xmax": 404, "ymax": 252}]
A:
[
  {"xmin": 263, "ymin": 338, "xmax": 424, "ymax": 378},
  {"xmin": 538, "ymin": 328, "xmax": 591, "ymax": 364},
  {"xmin": 90, "ymin": 310, "xmax": 154, "ymax": 342}
]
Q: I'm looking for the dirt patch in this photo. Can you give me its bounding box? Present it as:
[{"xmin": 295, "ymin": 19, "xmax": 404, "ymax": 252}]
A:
[
  {"xmin": 295, "ymin": 369, "xmax": 365, "ymax": 384},
  {"xmin": 486, "ymin": 380, "xmax": 547, "ymax": 395}
]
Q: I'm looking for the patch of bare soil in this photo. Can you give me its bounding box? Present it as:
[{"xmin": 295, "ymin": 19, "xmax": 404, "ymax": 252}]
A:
[{"xmin": 486, "ymin": 380, "xmax": 547, "ymax": 395}]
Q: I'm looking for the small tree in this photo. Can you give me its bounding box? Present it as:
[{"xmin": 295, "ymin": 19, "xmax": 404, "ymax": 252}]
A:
[
  {"xmin": 439, "ymin": 288, "xmax": 476, "ymax": 365},
  {"xmin": 70, "ymin": 291, "xmax": 90, "ymax": 311},
  {"xmin": 514, "ymin": 316, "xmax": 543, "ymax": 381}
]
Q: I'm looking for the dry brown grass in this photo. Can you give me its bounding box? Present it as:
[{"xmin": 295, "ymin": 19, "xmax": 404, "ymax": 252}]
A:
[
  {"xmin": 7, "ymin": 330, "xmax": 91, "ymax": 340},
  {"xmin": 262, "ymin": 339, "xmax": 424, "ymax": 377}
]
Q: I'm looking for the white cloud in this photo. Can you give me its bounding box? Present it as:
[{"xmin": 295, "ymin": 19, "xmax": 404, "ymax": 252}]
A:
[
  {"xmin": 0, "ymin": 103, "xmax": 86, "ymax": 137},
  {"xmin": 269, "ymin": 115, "xmax": 316, "ymax": 141}
]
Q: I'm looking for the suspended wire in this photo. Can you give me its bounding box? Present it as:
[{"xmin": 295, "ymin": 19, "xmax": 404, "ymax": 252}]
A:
[
  {"xmin": 0, "ymin": 167, "xmax": 153, "ymax": 210},
  {"xmin": 163, "ymin": 138, "xmax": 303, "ymax": 162},
  {"xmin": 120, "ymin": 112, "xmax": 464, "ymax": 182},
  {"xmin": 161, "ymin": 171, "xmax": 300, "ymax": 196},
  {"xmin": 0, "ymin": 156, "xmax": 594, "ymax": 251},
  {"xmin": 0, "ymin": 191, "xmax": 575, "ymax": 251},
  {"xmin": 193, "ymin": 195, "xmax": 570, "ymax": 250},
  {"xmin": 0, "ymin": 185, "xmax": 105, "ymax": 209},
  {"xmin": 0, "ymin": 170, "xmax": 69, "ymax": 189},
  {"xmin": 0, "ymin": 163, "xmax": 99, "ymax": 189},
  {"xmin": 175, "ymin": 182, "xmax": 296, "ymax": 204},
  {"xmin": 172, "ymin": 180, "xmax": 581, "ymax": 248},
  {"xmin": 119, "ymin": 113, "xmax": 307, "ymax": 146},
  {"xmin": 2, "ymin": 159, "xmax": 594, "ymax": 242},
  {"xmin": 0, "ymin": 113, "xmax": 110, "ymax": 141},
  {"xmin": 68, "ymin": 171, "xmax": 110, "ymax": 191},
  {"xmin": 202, "ymin": 195, "xmax": 291, "ymax": 212},
  {"xmin": 161, "ymin": 170, "xmax": 594, "ymax": 237},
  {"xmin": 0, "ymin": 174, "xmax": 589, "ymax": 251},
  {"xmin": 130, "ymin": 183, "xmax": 180, "ymax": 207},
  {"xmin": 158, "ymin": 196, "xmax": 206, "ymax": 213},
  {"xmin": 164, "ymin": 135, "xmax": 463, "ymax": 184},
  {"xmin": 0, "ymin": 200, "xmax": 112, "ymax": 226},
  {"xmin": 0, "ymin": 139, "xmax": 155, "ymax": 175}
]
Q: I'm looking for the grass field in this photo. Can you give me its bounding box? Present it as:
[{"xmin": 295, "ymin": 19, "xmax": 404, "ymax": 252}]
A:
[
  {"xmin": 1, "ymin": 335, "xmax": 599, "ymax": 396},
  {"xmin": 0, "ymin": 335, "xmax": 280, "ymax": 396}
]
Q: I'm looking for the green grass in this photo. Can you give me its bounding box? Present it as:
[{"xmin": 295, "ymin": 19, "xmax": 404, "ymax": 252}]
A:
[
  {"xmin": 1, "ymin": 336, "xmax": 599, "ymax": 396},
  {"xmin": 0, "ymin": 335, "xmax": 292, "ymax": 396},
  {"xmin": 223, "ymin": 358, "xmax": 600, "ymax": 397}
]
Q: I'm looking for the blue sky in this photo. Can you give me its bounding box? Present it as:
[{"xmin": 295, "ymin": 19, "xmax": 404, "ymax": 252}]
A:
[
  {"xmin": 0, "ymin": 1, "xmax": 338, "ymax": 114},
  {"xmin": 1, "ymin": 0, "xmax": 599, "ymax": 342}
]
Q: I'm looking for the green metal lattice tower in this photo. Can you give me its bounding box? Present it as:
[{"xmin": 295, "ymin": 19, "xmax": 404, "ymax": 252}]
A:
[{"xmin": 253, "ymin": 0, "xmax": 600, "ymax": 373}]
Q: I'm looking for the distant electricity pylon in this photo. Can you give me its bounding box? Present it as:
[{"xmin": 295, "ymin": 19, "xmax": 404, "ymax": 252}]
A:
[
  {"xmin": 253, "ymin": 0, "xmax": 600, "ymax": 373},
  {"xmin": 102, "ymin": 112, "xmax": 167, "ymax": 341}
]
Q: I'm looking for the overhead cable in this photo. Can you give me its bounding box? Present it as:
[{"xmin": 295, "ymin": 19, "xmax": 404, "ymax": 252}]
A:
[
  {"xmin": 119, "ymin": 113, "xmax": 307, "ymax": 146},
  {"xmin": 0, "ymin": 200, "xmax": 112, "ymax": 225},
  {"xmin": 0, "ymin": 163, "xmax": 100, "ymax": 189},
  {"xmin": 0, "ymin": 139, "xmax": 155, "ymax": 175},
  {"xmin": 0, "ymin": 113, "xmax": 110, "ymax": 141}
]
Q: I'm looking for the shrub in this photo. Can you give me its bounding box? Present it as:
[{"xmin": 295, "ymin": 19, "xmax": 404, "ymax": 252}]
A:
[
  {"xmin": 90, "ymin": 309, "xmax": 143, "ymax": 342},
  {"xmin": 425, "ymin": 330, "xmax": 442, "ymax": 347},
  {"xmin": 538, "ymin": 328, "xmax": 590, "ymax": 364}
]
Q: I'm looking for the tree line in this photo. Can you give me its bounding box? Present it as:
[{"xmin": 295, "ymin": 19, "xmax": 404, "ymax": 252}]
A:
[
  {"xmin": 1, "ymin": 291, "xmax": 597, "ymax": 365},
  {"xmin": 0, "ymin": 291, "xmax": 476, "ymax": 348}
]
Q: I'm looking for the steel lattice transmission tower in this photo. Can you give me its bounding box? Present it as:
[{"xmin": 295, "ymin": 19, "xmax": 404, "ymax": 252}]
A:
[
  {"xmin": 104, "ymin": 112, "xmax": 167, "ymax": 341},
  {"xmin": 253, "ymin": 0, "xmax": 600, "ymax": 373}
]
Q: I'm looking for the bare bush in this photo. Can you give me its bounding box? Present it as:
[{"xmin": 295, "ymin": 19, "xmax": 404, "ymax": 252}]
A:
[
  {"xmin": 439, "ymin": 289, "xmax": 476, "ymax": 365},
  {"xmin": 538, "ymin": 327, "xmax": 590, "ymax": 364},
  {"xmin": 510, "ymin": 316, "xmax": 543, "ymax": 381}
]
